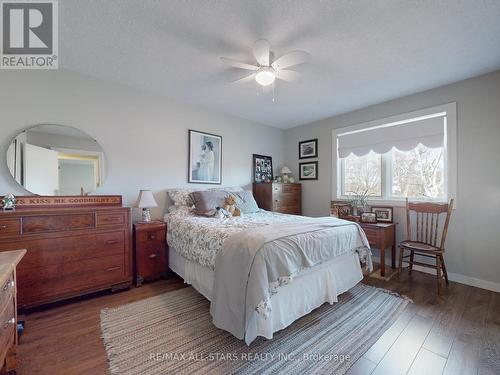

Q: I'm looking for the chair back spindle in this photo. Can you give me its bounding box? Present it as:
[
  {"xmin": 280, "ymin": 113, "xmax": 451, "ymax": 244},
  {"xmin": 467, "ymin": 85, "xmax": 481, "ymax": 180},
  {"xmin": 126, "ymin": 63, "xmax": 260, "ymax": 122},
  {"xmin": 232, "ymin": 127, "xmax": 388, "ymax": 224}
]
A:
[{"xmin": 405, "ymin": 198, "xmax": 454, "ymax": 251}]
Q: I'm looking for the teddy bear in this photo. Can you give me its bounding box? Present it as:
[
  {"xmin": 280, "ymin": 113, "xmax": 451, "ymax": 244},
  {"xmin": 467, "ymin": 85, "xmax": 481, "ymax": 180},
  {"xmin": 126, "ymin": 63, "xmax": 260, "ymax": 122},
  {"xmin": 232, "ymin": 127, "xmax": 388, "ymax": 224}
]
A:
[{"xmin": 223, "ymin": 195, "xmax": 241, "ymax": 217}]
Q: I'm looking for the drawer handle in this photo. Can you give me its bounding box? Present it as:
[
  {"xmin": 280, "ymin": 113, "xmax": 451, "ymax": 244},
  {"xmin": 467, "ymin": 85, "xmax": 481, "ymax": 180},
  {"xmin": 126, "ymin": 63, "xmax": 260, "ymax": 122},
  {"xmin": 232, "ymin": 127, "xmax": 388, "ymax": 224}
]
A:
[
  {"xmin": 106, "ymin": 266, "xmax": 121, "ymax": 272},
  {"xmin": 148, "ymin": 254, "xmax": 157, "ymax": 260},
  {"xmin": 2, "ymin": 280, "xmax": 14, "ymax": 291},
  {"xmin": 0, "ymin": 225, "xmax": 7, "ymax": 229},
  {"xmin": 3, "ymin": 317, "xmax": 14, "ymax": 330},
  {"xmin": 103, "ymin": 217, "xmax": 119, "ymax": 222},
  {"xmin": 106, "ymin": 240, "xmax": 119, "ymax": 245},
  {"xmin": 149, "ymin": 234, "xmax": 156, "ymax": 240}
]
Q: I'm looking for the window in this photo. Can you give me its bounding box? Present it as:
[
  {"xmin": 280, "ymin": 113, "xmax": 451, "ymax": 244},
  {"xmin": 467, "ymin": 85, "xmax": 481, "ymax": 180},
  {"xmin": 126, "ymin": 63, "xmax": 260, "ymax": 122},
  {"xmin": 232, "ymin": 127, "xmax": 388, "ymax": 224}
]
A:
[
  {"xmin": 391, "ymin": 144, "xmax": 444, "ymax": 199},
  {"xmin": 342, "ymin": 152, "xmax": 382, "ymax": 196},
  {"xmin": 333, "ymin": 103, "xmax": 456, "ymax": 204}
]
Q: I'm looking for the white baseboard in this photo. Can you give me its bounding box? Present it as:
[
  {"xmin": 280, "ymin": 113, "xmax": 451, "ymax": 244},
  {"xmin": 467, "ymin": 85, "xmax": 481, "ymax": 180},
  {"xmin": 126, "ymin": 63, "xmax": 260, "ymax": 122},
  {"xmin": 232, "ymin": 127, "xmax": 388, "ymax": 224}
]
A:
[{"xmin": 371, "ymin": 255, "xmax": 500, "ymax": 293}]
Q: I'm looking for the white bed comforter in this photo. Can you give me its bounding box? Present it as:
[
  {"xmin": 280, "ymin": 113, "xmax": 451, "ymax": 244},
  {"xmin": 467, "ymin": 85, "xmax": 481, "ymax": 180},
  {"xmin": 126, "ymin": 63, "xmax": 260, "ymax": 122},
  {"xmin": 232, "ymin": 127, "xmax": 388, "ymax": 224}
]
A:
[{"xmin": 209, "ymin": 216, "xmax": 371, "ymax": 344}]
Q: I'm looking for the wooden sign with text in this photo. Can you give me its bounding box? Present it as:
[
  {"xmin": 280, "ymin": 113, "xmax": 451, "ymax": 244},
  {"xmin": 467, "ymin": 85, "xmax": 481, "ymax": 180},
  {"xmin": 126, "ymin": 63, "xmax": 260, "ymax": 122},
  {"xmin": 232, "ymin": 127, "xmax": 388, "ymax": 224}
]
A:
[{"xmin": 2, "ymin": 195, "xmax": 123, "ymax": 209}]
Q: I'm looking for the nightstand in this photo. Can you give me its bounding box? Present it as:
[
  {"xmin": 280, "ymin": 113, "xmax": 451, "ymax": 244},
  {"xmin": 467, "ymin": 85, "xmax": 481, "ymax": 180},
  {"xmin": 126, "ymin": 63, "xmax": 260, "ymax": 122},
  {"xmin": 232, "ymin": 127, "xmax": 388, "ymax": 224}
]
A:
[
  {"xmin": 132, "ymin": 221, "xmax": 168, "ymax": 286},
  {"xmin": 343, "ymin": 218, "xmax": 396, "ymax": 277}
]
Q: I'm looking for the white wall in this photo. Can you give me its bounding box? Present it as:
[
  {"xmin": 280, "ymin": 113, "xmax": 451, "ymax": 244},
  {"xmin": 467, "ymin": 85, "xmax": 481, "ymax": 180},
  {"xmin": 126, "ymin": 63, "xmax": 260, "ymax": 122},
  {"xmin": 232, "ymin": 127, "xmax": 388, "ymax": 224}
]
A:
[
  {"xmin": 0, "ymin": 69, "xmax": 285, "ymax": 220},
  {"xmin": 284, "ymin": 70, "xmax": 500, "ymax": 291}
]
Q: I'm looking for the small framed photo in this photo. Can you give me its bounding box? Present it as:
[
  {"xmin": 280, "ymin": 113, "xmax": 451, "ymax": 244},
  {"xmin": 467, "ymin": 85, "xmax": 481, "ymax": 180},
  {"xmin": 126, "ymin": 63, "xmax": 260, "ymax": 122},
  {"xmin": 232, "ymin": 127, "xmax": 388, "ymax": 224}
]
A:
[
  {"xmin": 253, "ymin": 154, "xmax": 273, "ymax": 183},
  {"xmin": 299, "ymin": 139, "xmax": 318, "ymax": 159},
  {"xmin": 360, "ymin": 212, "xmax": 377, "ymax": 223},
  {"xmin": 371, "ymin": 206, "xmax": 393, "ymax": 223},
  {"xmin": 188, "ymin": 130, "xmax": 222, "ymax": 184},
  {"xmin": 299, "ymin": 161, "xmax": 318, "ymax": 180},
  {"xmin": 330, "ymin": 201, "xmax": 352, "ymax": 218}
]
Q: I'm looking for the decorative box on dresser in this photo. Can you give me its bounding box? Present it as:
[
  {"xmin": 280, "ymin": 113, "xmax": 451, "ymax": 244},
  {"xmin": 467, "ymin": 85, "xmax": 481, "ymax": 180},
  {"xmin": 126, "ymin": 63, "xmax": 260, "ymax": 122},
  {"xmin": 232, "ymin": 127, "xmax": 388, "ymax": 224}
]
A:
[
  {"xmin": 133, "ymin": 221, "xmax": 168, "ymax": 286},
  {"xmin": 0, "ymin": 249, "xmax": 25, "ymax": 374},
  {"xmin": 253, "ymin": 183, "xmax": 302, "ymax": 215},
  {"xmin": 0, "ymin": 196, "xmax": 132, "ymax": 309}
]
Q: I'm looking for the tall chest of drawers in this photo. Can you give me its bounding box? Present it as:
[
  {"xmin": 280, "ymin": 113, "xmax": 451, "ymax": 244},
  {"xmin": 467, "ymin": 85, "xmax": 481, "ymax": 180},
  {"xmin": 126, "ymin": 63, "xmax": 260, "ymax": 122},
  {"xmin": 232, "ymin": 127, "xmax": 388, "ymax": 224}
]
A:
[
  {"xmin": 253, "ymin": 183, "xmax": 302, "ymax": 215},
  {"xmin": 0, "ymin": 249, "xmax": 25, "ymax": 373},
  {"xmin": 0, "ymin": 207, "xmax": 132, "ymax": 308}
]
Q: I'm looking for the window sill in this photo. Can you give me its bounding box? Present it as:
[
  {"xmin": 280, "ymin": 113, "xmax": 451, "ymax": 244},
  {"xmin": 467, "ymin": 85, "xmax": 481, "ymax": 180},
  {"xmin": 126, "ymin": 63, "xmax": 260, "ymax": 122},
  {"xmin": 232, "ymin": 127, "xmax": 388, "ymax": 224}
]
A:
[{"xmin": 333, "ymin": 197, "xmax": 451, "ymax": 208}]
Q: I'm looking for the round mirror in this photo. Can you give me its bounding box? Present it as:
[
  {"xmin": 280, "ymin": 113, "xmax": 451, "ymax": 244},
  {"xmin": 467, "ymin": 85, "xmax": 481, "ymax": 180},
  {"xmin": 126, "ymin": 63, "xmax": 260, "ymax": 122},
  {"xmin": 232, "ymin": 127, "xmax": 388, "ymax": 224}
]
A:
[{"xmin": 6, "ymin": 124, "xmax": 106, "ymax": 196}]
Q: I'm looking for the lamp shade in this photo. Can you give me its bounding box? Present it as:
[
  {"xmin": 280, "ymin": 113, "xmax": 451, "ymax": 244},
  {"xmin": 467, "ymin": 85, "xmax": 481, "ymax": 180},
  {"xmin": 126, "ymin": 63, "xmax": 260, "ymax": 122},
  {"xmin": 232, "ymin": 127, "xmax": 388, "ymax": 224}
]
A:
[
  {"xmin": 281, "ymin": 166, "xmax": 292, "ymax": 174},
  {"xmin": 135, "ymin": 190, "xmax": 158, "ymax": 208}
]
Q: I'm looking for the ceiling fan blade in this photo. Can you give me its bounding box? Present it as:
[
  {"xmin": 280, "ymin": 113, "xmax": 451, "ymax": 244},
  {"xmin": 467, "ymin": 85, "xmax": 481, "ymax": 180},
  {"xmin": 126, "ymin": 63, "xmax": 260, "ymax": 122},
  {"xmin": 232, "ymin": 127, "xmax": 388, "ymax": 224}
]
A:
[
  {"xmin": 271, "ymin": 51, "xmax": 311, "ymax": 71},
  {"xmin": 232, "ymin": 73, "xmax": 256, "ymax": 84},
  {"xmin": 220, "ymin": 57, "xmax": 259, "ymax": 71},
  {"xmin": 253, "ymin": 39, "xmax": 270, "ymax": 66},
  {"xmin": 276, "ymin": 69, "xmax": 301, "ymax": 82}
]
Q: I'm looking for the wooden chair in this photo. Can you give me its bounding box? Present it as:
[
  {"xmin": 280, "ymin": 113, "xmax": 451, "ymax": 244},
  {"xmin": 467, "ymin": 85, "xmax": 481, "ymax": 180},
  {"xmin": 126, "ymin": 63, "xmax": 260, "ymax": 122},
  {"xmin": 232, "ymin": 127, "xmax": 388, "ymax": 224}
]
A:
[{"xmin": 398, "ymin": 198, "xmax": 454, "ymax": 294}]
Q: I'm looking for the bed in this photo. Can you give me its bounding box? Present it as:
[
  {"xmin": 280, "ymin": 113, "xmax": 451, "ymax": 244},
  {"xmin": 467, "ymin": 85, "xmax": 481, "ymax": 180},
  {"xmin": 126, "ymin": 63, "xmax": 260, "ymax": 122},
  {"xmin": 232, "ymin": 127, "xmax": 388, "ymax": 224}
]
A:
[{"xmin": 165, "ymin": 204, "xmax": 371, "ymax": 345}]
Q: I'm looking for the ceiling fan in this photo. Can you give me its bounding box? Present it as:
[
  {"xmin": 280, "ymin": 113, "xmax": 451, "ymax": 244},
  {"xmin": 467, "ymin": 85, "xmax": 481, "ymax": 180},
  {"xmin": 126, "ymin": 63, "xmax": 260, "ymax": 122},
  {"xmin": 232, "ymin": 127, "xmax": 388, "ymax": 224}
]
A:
[{"xmin": 220, "ymin": 39, "xmax": 311, "ymax": 87}]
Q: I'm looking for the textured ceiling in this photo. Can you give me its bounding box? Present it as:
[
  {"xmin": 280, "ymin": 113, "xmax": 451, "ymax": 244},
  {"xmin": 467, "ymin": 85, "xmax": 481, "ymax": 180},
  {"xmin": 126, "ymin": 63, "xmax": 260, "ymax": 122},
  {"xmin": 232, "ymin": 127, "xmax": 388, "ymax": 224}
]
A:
[{"xmin": 60, "ymin": 0, "xmax": 500, "ymax": 129}]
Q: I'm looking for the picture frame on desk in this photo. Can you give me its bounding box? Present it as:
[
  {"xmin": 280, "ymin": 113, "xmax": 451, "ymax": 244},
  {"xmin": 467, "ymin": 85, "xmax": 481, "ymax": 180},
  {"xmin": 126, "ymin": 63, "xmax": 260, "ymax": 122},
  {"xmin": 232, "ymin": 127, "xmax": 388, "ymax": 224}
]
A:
[
  {"xmin": 360, "ymin": 212, "xmax": 377, "ymax": 223},
  {"xmin": 371, "ymin": 206, "xmax": 393, "ymax": 223},
  {"xmin": 330, "ymin": 201, "xmax": 352, "ymax": 218}
]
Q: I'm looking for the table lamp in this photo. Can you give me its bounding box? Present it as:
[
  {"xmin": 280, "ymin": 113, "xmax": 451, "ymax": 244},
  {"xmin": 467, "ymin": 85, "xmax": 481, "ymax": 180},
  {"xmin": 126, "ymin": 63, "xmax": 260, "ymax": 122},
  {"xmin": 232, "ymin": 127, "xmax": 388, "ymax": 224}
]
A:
[
  {"xmin": 281, "ymin": 166, "xmax": 292, "ymax": 183},
  {"xmin": 135, "ymin": 190, "xmax": 158, "ymax": 222}
]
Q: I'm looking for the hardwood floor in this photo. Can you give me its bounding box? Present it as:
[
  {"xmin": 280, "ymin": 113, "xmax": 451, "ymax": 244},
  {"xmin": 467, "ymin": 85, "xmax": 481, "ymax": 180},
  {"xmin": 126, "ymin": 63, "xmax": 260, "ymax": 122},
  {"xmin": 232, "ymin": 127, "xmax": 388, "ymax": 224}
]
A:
[{"xmin": 15, "ymin": 270, "xmax": 500, "ymax": 375}]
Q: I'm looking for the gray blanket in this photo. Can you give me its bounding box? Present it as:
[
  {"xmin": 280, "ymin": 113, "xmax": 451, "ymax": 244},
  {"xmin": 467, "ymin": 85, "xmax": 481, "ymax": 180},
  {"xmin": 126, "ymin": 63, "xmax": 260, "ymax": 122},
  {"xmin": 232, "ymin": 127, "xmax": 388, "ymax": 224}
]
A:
[{"xmin": 210, "ymin": 216, "xmax": 371, "ymax": 344}]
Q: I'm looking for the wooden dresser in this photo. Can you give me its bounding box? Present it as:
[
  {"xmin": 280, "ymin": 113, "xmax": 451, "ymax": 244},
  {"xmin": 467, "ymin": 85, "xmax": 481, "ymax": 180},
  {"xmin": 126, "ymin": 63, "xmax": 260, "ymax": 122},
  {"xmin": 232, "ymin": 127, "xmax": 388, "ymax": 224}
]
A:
[
  {"xmin": 0, "ymin": 249, "xmax": 25, "ymax": 373},
  {"xmin": 253, "ymin": 183, "xmax": 302, "ymax": 215},
  {"xmin": 0, "ymin": 205, "xmax": 132, "ymax": 308}
]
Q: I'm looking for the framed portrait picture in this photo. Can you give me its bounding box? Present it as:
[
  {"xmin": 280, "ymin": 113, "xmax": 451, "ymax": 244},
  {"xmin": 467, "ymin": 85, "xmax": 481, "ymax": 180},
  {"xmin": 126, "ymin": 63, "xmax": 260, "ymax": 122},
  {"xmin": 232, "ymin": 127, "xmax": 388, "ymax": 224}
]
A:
[
  {"xmin": 299, "ymin": 139, "xmax": 318, "ymax": 159},
  {"xmin": 360, "ymin": 212, "xmax": 377, "ymax": 223},
  {"xmin": 371, "ymin": 206, "xmax": 393, "ymax": 223},
  {"xmin": 253, "ymin": 154, "xmax": 273, "ymax": 183},
  {"xmin": 188, "ymin": 130, "xmax": 222, "ymax": 184},
  {"xmin": 299, "ymin": 161, "xmax": 318, "ymax": 180}
]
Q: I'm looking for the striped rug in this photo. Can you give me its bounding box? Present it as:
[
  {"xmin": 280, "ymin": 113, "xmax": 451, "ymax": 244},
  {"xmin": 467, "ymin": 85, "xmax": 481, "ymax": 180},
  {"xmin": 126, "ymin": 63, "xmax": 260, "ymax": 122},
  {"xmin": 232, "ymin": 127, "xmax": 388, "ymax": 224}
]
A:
[{"xmin": 101, "ymin": 283, "xmax": 410, "ymax": 375}]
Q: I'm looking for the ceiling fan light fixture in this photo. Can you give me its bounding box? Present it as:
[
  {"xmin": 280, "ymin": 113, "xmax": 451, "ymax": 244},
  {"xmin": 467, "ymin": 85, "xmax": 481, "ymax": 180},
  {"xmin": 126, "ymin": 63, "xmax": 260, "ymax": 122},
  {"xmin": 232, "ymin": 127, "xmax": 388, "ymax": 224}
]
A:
[{"xmin": 255, "ymin": 68, "xmax": 276, "ymax": 86}]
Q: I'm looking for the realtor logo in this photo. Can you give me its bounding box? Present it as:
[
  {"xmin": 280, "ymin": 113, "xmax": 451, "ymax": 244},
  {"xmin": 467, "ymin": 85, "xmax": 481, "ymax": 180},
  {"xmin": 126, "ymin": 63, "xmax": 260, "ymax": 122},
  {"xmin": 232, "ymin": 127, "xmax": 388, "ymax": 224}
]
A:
[{"xmin": 1, "ymin": 0, "xmax": 58, "ymax": 69}]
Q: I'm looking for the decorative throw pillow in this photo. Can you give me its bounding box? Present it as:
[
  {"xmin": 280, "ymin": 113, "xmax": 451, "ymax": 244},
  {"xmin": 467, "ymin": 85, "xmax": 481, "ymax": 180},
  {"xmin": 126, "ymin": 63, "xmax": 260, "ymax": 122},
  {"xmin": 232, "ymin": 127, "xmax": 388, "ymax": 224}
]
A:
[
  {"xmin": 167, "ymin": 189, "xmax": 196, "ymax": 207},
  {"xmin": 233, "ymin": 190, "xmax": 260, "ymax": 214},
  {"xmin": 190, "ymin": 190, "xmax": 228, "ymax": 216}
]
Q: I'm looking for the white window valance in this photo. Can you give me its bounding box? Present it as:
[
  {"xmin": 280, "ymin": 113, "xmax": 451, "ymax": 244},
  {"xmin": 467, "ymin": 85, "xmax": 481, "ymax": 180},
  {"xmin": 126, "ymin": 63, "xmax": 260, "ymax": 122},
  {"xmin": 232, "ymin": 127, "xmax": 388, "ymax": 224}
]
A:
[{"xmin": 337, "ymin": 114, "xmax": 446, "ymax": 158}]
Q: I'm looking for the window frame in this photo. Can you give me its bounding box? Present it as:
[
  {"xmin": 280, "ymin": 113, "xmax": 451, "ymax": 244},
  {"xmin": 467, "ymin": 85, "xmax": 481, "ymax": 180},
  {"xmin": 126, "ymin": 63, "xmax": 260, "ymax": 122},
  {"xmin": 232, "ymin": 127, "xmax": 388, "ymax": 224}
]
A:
[{"xmin": 332, "ymin": 103, "xmax": 457, "ymax": 207}]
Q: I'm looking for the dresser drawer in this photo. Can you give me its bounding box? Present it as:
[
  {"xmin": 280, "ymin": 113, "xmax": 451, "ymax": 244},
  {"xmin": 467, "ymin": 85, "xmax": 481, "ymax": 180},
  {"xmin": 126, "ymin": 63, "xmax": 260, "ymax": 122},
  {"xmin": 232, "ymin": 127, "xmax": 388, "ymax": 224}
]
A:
[
  {"xmin": 275, "ymin": 206, "xmax": 301, "ymax": 215},
  {"xmin": 273, "ymin": 195, "xmax": 300, "ymax": 207},
  {"xmin": 0, "ymin": 296, "xmax": 15, "ymax": 364},
  {"xmin": 96, "ymin": 212, "xmax": 126, "ymax": 227},
  {"xmin": 0, "ymin": 272, "xmax": 15, "ymax": 309},
  {"xmin": 0, "ymin": 219, "xmax": 20, "ymax": 237},
  {"xmin": 14, "ymin": 231, "xmax": 125, "ymax": 269},
  {"xmin": 136, "ymin": 246, "xmax": 167, "ymax": 280},
  {"xmin": 136, "ymin": 228, "xmax": 166, "ymax": 244},
  {"xmin": 22, "ymin": 214, "xmax": 95, "ymax": 234},
  {"xmin": 17, "ymin": 254, "xmax": 127, "ymax": 306},
  {"xmin": 282, "ymin": 184, "xmax": 301, "ymax": 193}
]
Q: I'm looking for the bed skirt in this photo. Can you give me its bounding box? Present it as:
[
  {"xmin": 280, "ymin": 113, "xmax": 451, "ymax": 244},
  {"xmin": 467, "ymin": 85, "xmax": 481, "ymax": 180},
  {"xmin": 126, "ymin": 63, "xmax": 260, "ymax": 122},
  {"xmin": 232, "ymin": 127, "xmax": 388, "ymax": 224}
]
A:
[{"xmin": 169, "ymin": 248, "xmax": 363, "ymax": 343}]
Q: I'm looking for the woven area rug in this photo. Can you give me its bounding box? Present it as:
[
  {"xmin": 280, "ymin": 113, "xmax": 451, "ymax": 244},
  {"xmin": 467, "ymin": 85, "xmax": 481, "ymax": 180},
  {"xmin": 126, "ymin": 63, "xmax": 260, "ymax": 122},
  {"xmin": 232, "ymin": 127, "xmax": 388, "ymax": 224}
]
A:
[{"xmin": 101, "ymin": 283, "xmax": 410, "ymax": 375}]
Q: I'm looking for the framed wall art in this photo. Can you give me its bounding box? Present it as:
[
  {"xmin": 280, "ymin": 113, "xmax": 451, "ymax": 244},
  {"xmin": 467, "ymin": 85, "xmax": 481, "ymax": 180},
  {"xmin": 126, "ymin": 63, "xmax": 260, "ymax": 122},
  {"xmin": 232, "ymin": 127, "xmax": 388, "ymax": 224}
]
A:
[
  {"xmin": 299, "ymin": 138, "xmax": 318, "ymax": 159},
  {"xmin": 188, "ymin": 130, "xmax": 222, "ymax": 184},
  {"xmin": 253, "ymin": 154, "xmax": 273, "ymax": 183}
]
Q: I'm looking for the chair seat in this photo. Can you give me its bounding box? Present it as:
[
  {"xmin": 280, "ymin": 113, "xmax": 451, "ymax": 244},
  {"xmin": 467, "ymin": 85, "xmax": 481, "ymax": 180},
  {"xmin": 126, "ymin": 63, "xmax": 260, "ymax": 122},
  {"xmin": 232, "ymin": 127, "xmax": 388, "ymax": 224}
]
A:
[{"xmin": 400, "ymin": 241, "xmax": 441, "ymax": 252}]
